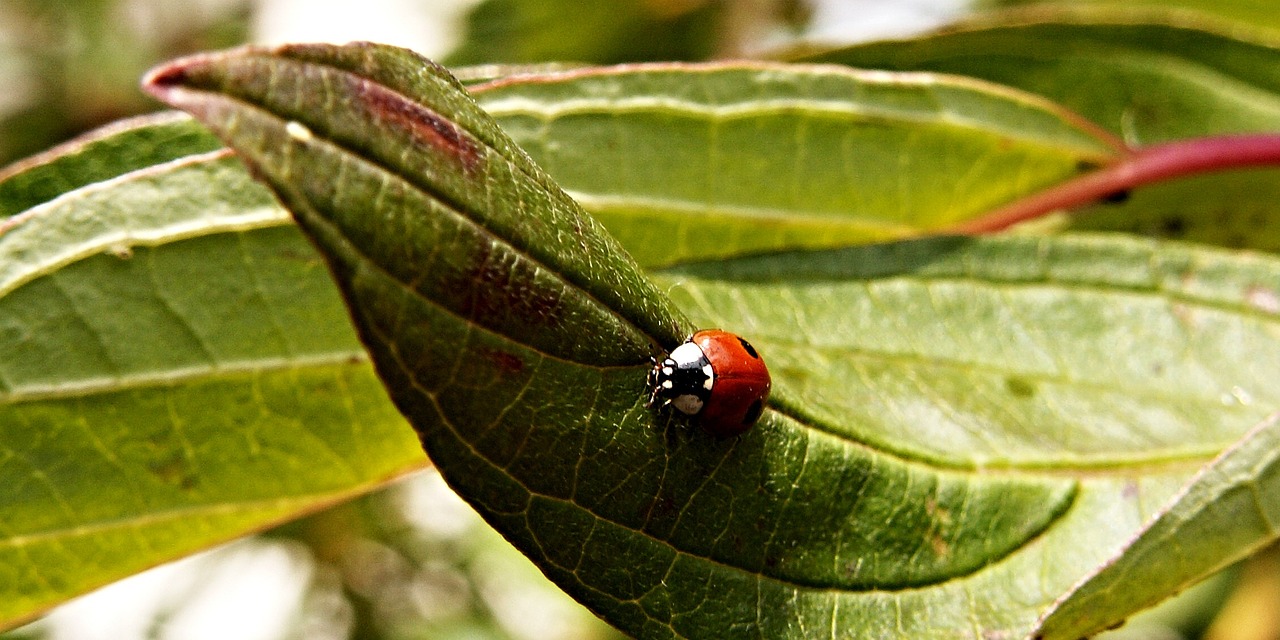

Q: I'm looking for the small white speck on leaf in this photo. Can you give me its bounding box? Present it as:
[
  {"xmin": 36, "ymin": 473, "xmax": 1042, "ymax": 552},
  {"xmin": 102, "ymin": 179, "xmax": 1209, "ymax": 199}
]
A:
[
  {"xmin": 1221, "ymin": 386, "xmax": 1253, "ymax": 407},
  {"xmin": 285, "ymin": 121, "xmax": 314, "ymax": 142}
]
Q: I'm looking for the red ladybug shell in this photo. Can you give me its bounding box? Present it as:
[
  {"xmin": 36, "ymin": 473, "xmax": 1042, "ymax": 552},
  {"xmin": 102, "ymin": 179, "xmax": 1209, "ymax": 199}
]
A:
[{"xmin": 691, "ymin": 329, "xmax": 771, "ymax": 437}]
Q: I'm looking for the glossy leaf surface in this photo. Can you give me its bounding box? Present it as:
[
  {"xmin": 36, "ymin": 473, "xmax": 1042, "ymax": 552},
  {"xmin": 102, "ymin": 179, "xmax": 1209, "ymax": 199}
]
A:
[
  {"xmin": 471, "ymin": 63, "xmax": 1120, "ymax": 266},
  {"xmin": 144, "ymin": 43, "xmax": 1280, "ymax": 638}
]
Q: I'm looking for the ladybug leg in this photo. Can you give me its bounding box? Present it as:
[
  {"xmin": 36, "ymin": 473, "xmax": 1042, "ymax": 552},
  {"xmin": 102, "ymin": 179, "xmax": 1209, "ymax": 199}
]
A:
[{"xmin": 645, "ymin": 356, "xmax": 660, "ymax": 408}]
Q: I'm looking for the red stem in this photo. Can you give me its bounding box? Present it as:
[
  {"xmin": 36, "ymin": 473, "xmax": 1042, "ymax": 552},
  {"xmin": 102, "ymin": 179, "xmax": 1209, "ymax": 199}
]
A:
[{"xmin": 948, "ymin": 134, "xmax": 1280, "ymax": 234}]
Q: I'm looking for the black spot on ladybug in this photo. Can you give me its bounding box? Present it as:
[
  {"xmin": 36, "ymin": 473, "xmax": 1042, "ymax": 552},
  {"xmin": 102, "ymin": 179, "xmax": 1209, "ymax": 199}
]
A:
[{"xmin": 737, "ymin": 337, "xmax": 759, "ymax": 359}]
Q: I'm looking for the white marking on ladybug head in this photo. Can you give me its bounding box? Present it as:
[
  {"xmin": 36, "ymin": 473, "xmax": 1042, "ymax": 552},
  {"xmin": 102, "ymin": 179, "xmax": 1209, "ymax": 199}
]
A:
[
  {"xmin": 669, "ymin": 342, "xmax": 705, "ymax": 367},
  {"xmin": 672, "ymin": 394, "xmax": 704, "ymax": 415},
  {"xmin": 701, "ymin": 364, "xmax": 714, "ymax": 389},
  {"xmin": 662, "ymin": 380, "xmax": 674, "ymax": 389},
  {"xmin": 662, "ymin": 366, "xmax": 674, "ymax": 376}
]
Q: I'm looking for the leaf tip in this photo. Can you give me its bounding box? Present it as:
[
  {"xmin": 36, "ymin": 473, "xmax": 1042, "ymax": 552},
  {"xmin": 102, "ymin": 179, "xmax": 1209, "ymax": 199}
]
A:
[
  {"xmin": 140, "ymin": 55, "xmax": 207, "ymax": 103},
  {"xmin": 140, "ymin": 49, "xmax": 234, "ymax": 104}
]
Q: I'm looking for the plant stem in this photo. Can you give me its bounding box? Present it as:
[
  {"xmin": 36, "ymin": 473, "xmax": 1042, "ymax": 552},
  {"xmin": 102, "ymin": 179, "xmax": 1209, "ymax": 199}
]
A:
[{"xmin": 948, "ymin": 134, "xmax": 1280, "ymax": 234}]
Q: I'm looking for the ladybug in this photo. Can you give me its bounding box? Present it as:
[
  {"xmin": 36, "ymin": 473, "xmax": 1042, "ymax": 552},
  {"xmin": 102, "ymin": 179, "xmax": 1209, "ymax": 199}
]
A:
[{"xmin": 647, "ymin": 329, "xmax": 771, "ymax": 437}]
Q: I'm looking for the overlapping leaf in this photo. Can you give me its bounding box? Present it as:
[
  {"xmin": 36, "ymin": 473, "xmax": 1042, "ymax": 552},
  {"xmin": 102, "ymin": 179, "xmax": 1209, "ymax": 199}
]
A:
[
  {"xmin": 1037, "ymin": 412, "xmax": 1280, "ymax": 637},
  {"xmin": 142, "ymin": 42, "xmax": 1280, "ymax": 639},
  {"xmin": 0, "ymin": 114, "xmax": 425, "ymax": 628},
  {"xmin": 470, "ymin": 63, "xmax": 1121, "ymax": 266},
  {"xmin": 797, "ymin": 11, "xmax": 1280, "ymax": 250}
]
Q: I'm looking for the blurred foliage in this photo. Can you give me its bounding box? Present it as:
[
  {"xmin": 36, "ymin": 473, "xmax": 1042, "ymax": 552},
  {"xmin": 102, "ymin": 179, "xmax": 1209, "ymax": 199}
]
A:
[
  {"xmin": 273, "ymin": 471, "xmax": 626, "ymax": 640},
  {"xmin": 447, "ymin": 0, "xmax": 810, "ymax": 65},
  {"xmin": 0, "ymin": 0, "xmax": 251, "ymax": 166},
  {"xmin": 977, "ymin": 0, "xmax": 1280, "ymax": 34}
]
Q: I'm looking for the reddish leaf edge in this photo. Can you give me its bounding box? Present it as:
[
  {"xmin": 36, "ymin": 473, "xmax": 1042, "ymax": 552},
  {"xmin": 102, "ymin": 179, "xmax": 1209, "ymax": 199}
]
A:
[{"xmin": 950, "ymin": 135, "xmax": 1280, "ymax": 234}]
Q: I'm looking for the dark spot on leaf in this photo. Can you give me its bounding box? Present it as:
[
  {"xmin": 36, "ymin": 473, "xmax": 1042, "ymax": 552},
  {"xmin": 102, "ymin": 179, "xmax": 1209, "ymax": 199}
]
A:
[
  {"xmin": 1100, "ymin": 189, "xmax": 1130, "ymax": 204},
  {"xmin": 647, "ymin": 495, "xmax": 679, "ymax": 521},
  {"xmin": 1075, "ymin": 159, "xmax": 1104, "ymax": 173},
  {"xmin": 1104, "ymin": 618, "xmax": 1127, "ymax": 631},
  {"xmin": 571, "ymin": 218, "xmax": 589, "ymax": 252},
  {"xmin": 842, "ymin": 559, "xmax": 862, "ymax": 578},
  {"xmin": 1121, "ymin": 480, "xmax": 1139, "ymax": 499},
  {"xmin": 477, "ymin": 347, "xmax": 525, "ymax": 376},
  {"xmin": 925, "ymin": 497, "xmax": 952, "ymax": 525},
  {"xmin": 353, "ymin": 77, "xmax": 481, "ymax": 172},
  {"xmin": 1005, "ymin": 376, "xmax": 1036, "ymax": 399},
  {"xmin": 452, "ymin": 243, "xmax": 563, "ymax": 328},
  {"xmin": 150, "ymin": 453, "xmax": 198, "ymax": 491},
  {"xmin": 930, "ymin": 532, "xmax": 949, "ymax": 557},
  {"xmin": 1159, "ymin": 216, "xmax": 1186, "ymax": 237}
]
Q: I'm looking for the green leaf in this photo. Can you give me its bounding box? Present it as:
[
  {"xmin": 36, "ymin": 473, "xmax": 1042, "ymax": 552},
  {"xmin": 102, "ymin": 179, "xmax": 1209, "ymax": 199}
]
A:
[
  {"xmin": 798, "ymin": 12, "xmax": 1280, "ymax": 143},
  {"xmin": 796, "ymin": 12, "xmax": 1280, "ymax": 250},
  {"xmin": 144, "ymin": 42, "xmax": 1280, "ymax": 638},
  {"xmin": 471, "ymin": 62, "xmax": 1121, "ymax": 267},
  {"xmin": 1036, "ymin": 412, "xmax": 1280, "ymax": 638},
  {"xmin": 0, "ymin": 116, "xmax": 425, "ymax": 628},
  {"xmin": 646, "ymin": 233, "xmax": 1280, "ymax": 638},
  {"xmin": 0, "ymin": 111, "xmax": 223, "ymax": 218},
  {"xmin": 664, "ymin": 234, "xmax": 1280, "ymax": 469},
  {"xmin": 143, "ymin": 42, "xmax": 686, "ymax": 359},
  {"xmin": 979, "ymin": 0, "xmax": 1280, "ymax": 35},
  {"xmin": 447, "ymin": 0, "xmax": 723, "ymax": 65}
]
